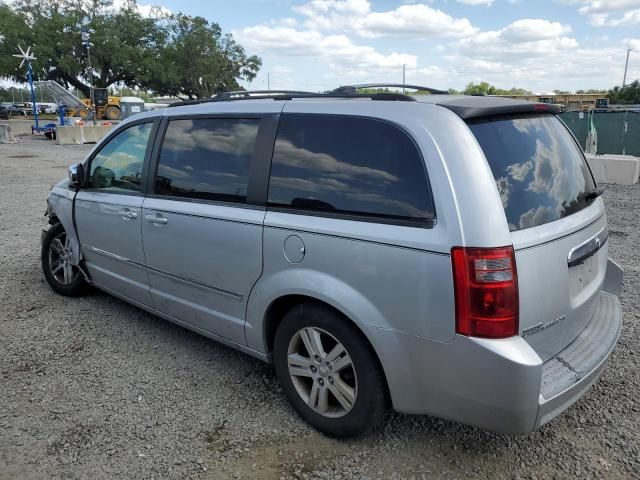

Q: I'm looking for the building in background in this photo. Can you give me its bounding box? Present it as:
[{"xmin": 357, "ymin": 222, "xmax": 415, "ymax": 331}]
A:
[{"xmin": 493, "ymin": 93, "xmax": 609, "ymax": 112}]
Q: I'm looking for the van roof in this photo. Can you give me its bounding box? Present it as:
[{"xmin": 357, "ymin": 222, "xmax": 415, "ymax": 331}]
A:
[{"xmin": 158, "ymin": 91, "xmax": 562, "ymax": 121}]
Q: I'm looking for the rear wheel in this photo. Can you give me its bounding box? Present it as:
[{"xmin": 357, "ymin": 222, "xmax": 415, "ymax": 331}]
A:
[
  {"xmin": 274, "ymin": 302, "xmax": 388, "ymax": 438},
  {"xmin": 41, "ymin": 223, "xmax": 89, "ymax": 297},
  {"xmin": 104, "ymin": 106, "xmax": 120, "ymax": 120}
]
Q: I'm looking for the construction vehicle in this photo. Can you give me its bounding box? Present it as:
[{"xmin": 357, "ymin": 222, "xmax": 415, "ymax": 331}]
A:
[
  {"xmin": 71, "ymin": 89, "xmax": 121, "ymax": 120},
  {"xmin": 34, "ymin": 81, "xmax": 121, "ymax": 120}
]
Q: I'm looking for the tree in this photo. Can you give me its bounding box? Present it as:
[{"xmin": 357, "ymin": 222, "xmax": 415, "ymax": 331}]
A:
[
  {"xmin": 0, "ymin": 1, "xmax": 261, "ymax": 99},
  {"xmin": 462, "ymin": 82, "xmax": 531, "ymax": 96},
  {"xmin": 576, "ymin": 89, "xmax": 606, "ymax": 94},
  {"xmin": 1, "ymin": 0, "xmax": 167, "ymax": 97},
  {"xmin": 608, "ymin": 80, "xmax": 640, "ymax": 104},
  {"xmin": 553, "ymin": 89, "xmax": 571, "ymax": 95},
  {"xmin": 143, "ymin": 14, "xmax": 261, "ymax": 99}
]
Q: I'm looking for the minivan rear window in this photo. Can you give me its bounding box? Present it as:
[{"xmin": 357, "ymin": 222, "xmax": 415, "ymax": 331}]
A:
[{"xmin": 468, "ymin": 114, "xmax": 596, "ymax": 231}]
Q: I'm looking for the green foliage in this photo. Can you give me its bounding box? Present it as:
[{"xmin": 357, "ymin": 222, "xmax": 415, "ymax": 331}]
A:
[
  {"xmin": 109, "ymin": 86, "xmax": 154, "ymax": 102},
  {"xmin": 576, "ymin": 89, "xmax": 607, "ymax": 94},
  {"xmin": 143, "ymin": 14, "xmax": 261, "ymax": 99},
  {"xmin": 608, "ymin": 80, "xmax": 640, "ymax": 104},
  {"xmin": 0, "ymin": 0, "xmax": 261, "ymax": 99},
  {"xmin": 462, "ymin": 82, "xmax": 531, "ymax": 96}
]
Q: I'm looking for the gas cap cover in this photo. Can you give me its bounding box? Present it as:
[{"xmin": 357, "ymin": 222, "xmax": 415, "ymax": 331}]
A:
[{"xmin": 283, "ymin": 235, "xmax": 305, "ymax": 264}]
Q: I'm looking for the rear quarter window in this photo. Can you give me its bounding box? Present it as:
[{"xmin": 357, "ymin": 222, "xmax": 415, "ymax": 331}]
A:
[
  {"xmin": 268, "ymin": 113, "xmax": 434, "ymax": 224},
  {"xmin": 468, "ymin": 114, "xmax": 596, "ymax": 231}
]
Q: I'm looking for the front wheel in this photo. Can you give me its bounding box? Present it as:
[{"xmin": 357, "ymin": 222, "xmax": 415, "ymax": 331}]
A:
[
  {"xmin": 274, "ymin": 302, "xmax": 388, "ymax": 438},
  {"xmin": 41, "ymin": 223, "xmax": 89, "ymax": 297}
]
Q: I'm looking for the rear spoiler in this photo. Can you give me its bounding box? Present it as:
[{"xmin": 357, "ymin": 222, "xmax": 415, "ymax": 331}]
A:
[{"xmin": 436, "ymin": 99, "xmax": 562, "ymax": 120}]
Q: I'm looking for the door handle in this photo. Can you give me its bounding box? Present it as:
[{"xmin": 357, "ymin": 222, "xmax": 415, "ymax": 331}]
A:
[
  {"xmin": 144, "ymin": 214, "xmax": 168, "ymax": 225},
  {"xmin": 119, "ymin": 209, "xmax": 138, "ymax": 220}
]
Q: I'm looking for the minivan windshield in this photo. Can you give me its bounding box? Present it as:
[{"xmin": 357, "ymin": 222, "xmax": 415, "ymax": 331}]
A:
[{"xmin": 468, "ymin": 113, "xmax": 596, "ymax": 232}]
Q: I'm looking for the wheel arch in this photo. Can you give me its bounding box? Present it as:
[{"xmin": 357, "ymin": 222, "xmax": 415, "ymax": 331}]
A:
[
  {"xmin": 46, "ymin": 188, "xmax": 82, "ymax": 265},
  {"xmin": 260, "ymin": 293, "xmax": 392, "ymax": 400}
]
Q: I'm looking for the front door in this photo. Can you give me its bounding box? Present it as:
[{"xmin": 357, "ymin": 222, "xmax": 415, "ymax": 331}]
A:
[
  {"xmin": 75, "ymin": 121, "xmax": 155, "ymax": 306},
  {"xmin": 141, "ymin": 117, "xmax": 266, "ymax": 344}
]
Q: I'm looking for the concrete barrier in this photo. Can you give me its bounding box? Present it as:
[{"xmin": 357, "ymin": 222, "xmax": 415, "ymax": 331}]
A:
[
  {"xmin": 585, "ymin": 154, "xmax": 640, "ymax": 186},
  {"xmin": 3, "ymin": 119, "xmax": 33, "ymax": 136},
  {"xmin": 55, "ymin": 126, "xmax": 84, "ymax": 145},
  {"xmin": 0, "ymin": 123, "xmax": 17, "ymax": 143},
  {"xmin": 82, "ymin": 124, "xmax": 114, "ymax": 143},
  {"xmin": 55, "ymin": 125, "xmax": 114, "ymax": 145}
]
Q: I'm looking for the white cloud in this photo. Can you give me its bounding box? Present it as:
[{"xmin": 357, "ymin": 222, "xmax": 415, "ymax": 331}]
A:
[
  {"xmin": 294, "ymin": 0, "xmax": 477, "ymax": 38},
  {"xmin": 234, "ymin": 26, "xmax": 417, "ymax": 75},
  {"xmin": 236, "ymin": 2, "xmax": 640, "ymax": 93},
  {"xmin": 454, "ymin": 19, "xmax": 576, "ymax": 60},
  {"xmin": 573, "ymin": 0, "xmax": 640, "ymax": 26},
  {"xmin": 577, "ymin": 0, "xmax": 640, "ymax": 14}
]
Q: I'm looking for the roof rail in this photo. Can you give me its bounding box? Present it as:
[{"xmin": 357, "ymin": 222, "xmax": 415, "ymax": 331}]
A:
[
  {"xmin": 215, "ymin": 90, "xmax": 315, "ymax": 99},
  {"xmin": 333, "ymin": 83, "xmax": 449, "ymax": 95},
  {"xmin": 168, "ymin": 90, "xmax": 416, "ymax": 107},
  {"xmin": 169, "ymin": 90, "xmax": 317, "ymax": 107}
]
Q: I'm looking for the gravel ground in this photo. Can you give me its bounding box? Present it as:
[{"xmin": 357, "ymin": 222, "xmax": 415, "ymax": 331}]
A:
[{"xmin": 1, "ymin": 134, "xmax": 638, "ymax": 480}]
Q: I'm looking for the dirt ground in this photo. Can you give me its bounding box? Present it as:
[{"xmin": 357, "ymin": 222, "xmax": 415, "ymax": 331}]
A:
[{"xmin": 1, "ymin": 134, "xmax": 638, "ymax": 480}]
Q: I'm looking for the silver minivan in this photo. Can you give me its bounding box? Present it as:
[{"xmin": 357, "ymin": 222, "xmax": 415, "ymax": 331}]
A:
[{"xmin": 42, "ymin": 87, "xmax": 623, "ymax": 438}]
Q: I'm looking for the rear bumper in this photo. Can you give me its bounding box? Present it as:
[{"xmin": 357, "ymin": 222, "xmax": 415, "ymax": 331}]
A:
[
  {"xmin": 367, "ymin": 291, "xmax": 622, "ymax": 434},
  {"xmin": 536, "ymin": 291, "xmax": 621, "ymax": 428}
]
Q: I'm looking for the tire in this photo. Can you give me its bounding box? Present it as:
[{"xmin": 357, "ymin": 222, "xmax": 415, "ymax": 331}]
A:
[
  {"xmin": 104, "ymin": 106, "xmax": 120, "ymax": 121},
  {"xmin": 274, "ymin": 302, "xmax": 388, "ymax": 438},
  {"xmin": 41, "ymin": 223, "xmax": 89, "ymax": 297}
]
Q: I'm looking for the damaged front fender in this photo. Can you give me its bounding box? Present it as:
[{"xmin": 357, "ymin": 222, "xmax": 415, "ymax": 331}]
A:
[{"xmin": 44, "ymin": 179, "xmax": 82, "ymax": 266}]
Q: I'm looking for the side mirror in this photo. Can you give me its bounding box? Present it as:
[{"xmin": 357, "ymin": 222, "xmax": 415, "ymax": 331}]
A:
[{"xmin": 68, "ymin": 163, "xmax": 85, "ymax": 188}]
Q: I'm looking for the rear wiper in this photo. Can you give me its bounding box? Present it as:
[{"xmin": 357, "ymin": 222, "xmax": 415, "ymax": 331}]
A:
[{"xmin": 585, "ymin": 186, "xmax": 605, "ymax": 201}]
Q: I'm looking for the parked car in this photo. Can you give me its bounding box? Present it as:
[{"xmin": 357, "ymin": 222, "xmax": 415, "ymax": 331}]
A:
[
  {"xmin": 41, "ymin": 89, "xmax": 623, "ymax": 438},
  {"xmin": 0, "ymin": 106, "xmax": 9, "ymax": 120}
]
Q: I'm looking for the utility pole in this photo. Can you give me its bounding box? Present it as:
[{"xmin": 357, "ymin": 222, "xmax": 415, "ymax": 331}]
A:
[
  {"xmin": 622, "ymin": 49, "xmax": 631, "ymax": 87},
  {"xmin": 81, "ymin": 25, "xmax": 96, "ymax": 125},
  {"xmin": 402, "ymin": 64, "xmax": 406, "ymax": 94},
  {"xmin": 267, "ymin": 73, "xmax": 270, "ymax": 91}
]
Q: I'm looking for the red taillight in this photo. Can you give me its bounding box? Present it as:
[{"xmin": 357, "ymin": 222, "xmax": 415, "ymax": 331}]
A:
[
  {"xmin": 451, "ymin": 246, "xmax": 518, "ymax": 338},
  {"xmin": 534, "ymin": 104, "xmax": 549, "ymax": 111}
]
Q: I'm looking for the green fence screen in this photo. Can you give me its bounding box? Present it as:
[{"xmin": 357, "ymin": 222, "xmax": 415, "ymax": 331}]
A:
[{"xmin": 559, "ymin": 111, "xmax": 640, "ymax": 156}]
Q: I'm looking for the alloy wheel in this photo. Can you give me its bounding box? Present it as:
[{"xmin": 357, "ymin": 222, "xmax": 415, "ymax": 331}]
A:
[
  {"xmin": 287, "ymin": 327, "xmax": 358, "ymax": 418},
  {"xmin": 48, "ymin": 231, "xmax": 79, "ymax": 285}
]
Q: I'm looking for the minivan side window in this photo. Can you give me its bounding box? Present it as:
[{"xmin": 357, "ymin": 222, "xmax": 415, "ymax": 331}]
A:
[
  {"xmin": 155, "ymin": 118, "xmax": 259, "ymax": 203},
  {"xmin": 268, "ymin": 114, "xmax": 434, "ymax": 222},
  {"xmin": 88, "ymin": 122, "xmax": 153, "ymax": 192}
]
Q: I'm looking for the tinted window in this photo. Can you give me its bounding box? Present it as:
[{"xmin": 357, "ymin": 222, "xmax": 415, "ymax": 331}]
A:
[
  {"xmin": 88, "ymin": 123, "xmax": 152, "ymax": 191},
  {"xmin": 268, "ymin": 114, "xmax": 433, "ymax": 221},
  {"xmin": 468, "ymin": 114, "xmax": 596, "ymax": 231},
  {"xmin": 156, "ymin": 118, "xmax": 259, "ymax": 203}
]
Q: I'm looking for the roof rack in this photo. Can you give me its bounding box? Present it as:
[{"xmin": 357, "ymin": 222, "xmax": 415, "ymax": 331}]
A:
[
  {"xmin": 168, "ymin": 89, "xmax": 416, "ymax": 107},
  {"xmin": 215, "ymin": 90, "xmax": 315, "ymax": 99},
  {"xmin": 333, "ymin": 83, "xmax": 449, "ymax": 95}
]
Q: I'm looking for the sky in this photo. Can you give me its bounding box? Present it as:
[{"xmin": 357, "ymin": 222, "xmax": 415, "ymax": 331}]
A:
[
  {"xmin": 2, "ymin": 0, "xmax": 639, "ymax": 94},
  {"xmin": 146, "ymin": 0, "xmax": 640, "ymax": 94}
]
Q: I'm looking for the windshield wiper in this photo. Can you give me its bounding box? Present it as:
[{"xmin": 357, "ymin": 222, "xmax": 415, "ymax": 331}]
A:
[{"xmin": 585, "ymin": 186, "xmax": 605, "ymax": 201}]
